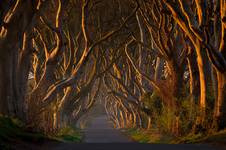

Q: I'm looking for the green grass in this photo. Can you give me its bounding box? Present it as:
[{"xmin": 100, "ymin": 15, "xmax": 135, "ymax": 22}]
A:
[
  {"xmin": 126, "ymin": 128, "xmax": 173, "ymax": 143},
  {"xmin": 172, "ymin": 130, "xmax": 226, "ymax": 145},
  {"xmin": 127, "ymin": 128, "xmax": 150, "ymax": 143},
  {"xmin": 55, "ymin": 126, "xmax": 82, "ymax": 142},
  {"xmin": 0, "ymin": 116, "xmax": 51, "ymax": 149},
  {"xmin": 0, "ymin": 116, "xmax": 48, "ymax": 143},
  {"xmin": 0, "ymin": 116, "xmax": 83, "ymax": 149},
  {"xmin": 127, "ymin": 127, "xmax": 226, "ymax": 147}
]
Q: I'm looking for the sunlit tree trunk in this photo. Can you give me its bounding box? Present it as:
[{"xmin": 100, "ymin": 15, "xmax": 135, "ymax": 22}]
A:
[
  {"xmin": 195, "ymin": 42, "xmax": 207, "ymax": 123},
  {"xmin": 163, "ymin": 0, "xmax": 208, "ymax": 124},
  {"xmin": 187, "ymin": 51, "xmax": 200, "ymax": 122},
  {"xmin": 154, "ymin": 57, "xmax": 164, "ymax": 81},
  {"xmin": 213, "ymin": 72, "xmax": 226, "ymax": 130}
]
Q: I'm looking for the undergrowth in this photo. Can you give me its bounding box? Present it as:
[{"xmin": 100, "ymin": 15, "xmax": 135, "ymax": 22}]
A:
[
  {"xmin": 127, "ymin": 128, "xmax": 174, "ymax": 143},
  {"xmin": 54, "ymin": 126, "xmax": 82, "ymax": 142},
  {"xmin": 127, "ymin": 127, "xmax": 226, "ymax": 147},
  {"xmin": 0, "ymin": 116, "xmax": 82, "ymax": 149}
]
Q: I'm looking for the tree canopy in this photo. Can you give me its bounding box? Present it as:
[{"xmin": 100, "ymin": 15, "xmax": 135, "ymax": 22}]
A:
[{"xmin": 0, "ymin": 0, "xmax": 226, "ymax": 137}]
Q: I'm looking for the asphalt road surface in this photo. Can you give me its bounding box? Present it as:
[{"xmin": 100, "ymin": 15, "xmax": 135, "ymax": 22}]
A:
[
  {"xmin": 48, "ymin": 115, "xmax": 220, "ymax": 150},
  {"xmin": 83, "ymin": 115, "xmax": 131, "ymax": 143}
]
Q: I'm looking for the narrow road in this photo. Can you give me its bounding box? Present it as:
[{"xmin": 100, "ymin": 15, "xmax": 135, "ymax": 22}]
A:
[
  {"xmin": 47, "ymin": 114, "xmax": 220, "ymax": 150},
  {"xmin": 83, "ymin": 115, "xmax": 131, "ymax": 143}
]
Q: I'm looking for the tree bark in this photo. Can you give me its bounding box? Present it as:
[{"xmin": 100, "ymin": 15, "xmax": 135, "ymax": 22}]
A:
[{"xmin": 213, "ymin": 72, "xmax": 226, "ymax": 130}]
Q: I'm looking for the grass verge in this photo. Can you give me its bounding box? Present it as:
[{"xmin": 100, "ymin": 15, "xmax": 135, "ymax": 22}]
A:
[
  {"xmin": 126, "ymin": 127, "xmax": 226, "ymax": 149},
  {"xmin": 0, "ymin": 116, "xmax": 82, "ymax": 149},
  {"xmin": 172, "ymin": 130, "xmax": 226, "ymax": 149},
  {"xmin": 126, "ymin": 128, "xmax": 174, "ymax": 143},
  {"xmin": 54, "ymin": 126, "xmax": 82, "ymax": 142}
]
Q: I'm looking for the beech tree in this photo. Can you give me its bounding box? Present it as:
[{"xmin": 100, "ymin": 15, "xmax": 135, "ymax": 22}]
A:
[
  {"xmin": 0, "ymin": 0, "xmax": 226, "ymax": 136},
  {"xmin": 163, "ymin": 0, "xmax": 226, "ymax": 130}
]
